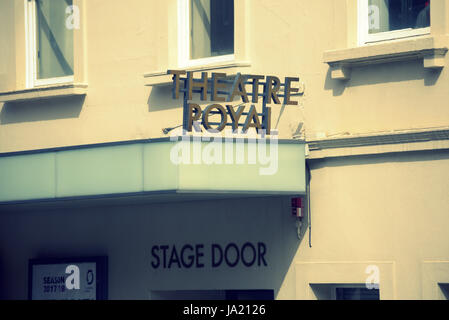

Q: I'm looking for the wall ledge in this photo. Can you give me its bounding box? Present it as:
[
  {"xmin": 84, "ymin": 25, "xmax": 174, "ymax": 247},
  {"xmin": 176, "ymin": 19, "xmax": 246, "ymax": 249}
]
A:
[
  {"xmin": 143, "ymin": 61, "xmax": 251, "ymax": 86},
  {"xmin": 0, "ymin": 83, "xmax": 88, "ymax": 103},
  {"xmin": 306, "ymin": 127, "xmax": 449, "ymax": 159},
  {"xmin": 324, "ymin": 36, "xmax": 449, "ymax": 80}
]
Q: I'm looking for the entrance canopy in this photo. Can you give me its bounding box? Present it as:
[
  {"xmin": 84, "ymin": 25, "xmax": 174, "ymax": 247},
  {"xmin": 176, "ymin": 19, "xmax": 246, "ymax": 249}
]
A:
[{"xmin": 0, "ymin": 138, "xmax": 306, "ymax": 204}]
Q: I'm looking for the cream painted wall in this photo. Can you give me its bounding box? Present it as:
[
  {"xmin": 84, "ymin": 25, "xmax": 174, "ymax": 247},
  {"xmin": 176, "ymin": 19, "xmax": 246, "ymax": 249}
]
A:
[
  {"xmin": 278, "ymin": 150, "xmax": 449, "ymax": 300},
  {"xmin": 0, "ymin": 0, "xmax": 448, "ymax": 152}
]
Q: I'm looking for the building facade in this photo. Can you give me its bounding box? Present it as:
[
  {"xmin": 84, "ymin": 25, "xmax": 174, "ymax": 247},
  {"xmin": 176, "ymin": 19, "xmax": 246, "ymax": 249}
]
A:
[{"xmin": 0, "ymin": 0, "xmax": 448, "ymax": 300}]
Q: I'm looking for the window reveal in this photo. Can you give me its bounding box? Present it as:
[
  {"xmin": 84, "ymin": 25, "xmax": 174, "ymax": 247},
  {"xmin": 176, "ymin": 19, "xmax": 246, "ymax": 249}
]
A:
[{"xmin": 190, "ymin": 0, "xmax": 234, "ymax": 60}]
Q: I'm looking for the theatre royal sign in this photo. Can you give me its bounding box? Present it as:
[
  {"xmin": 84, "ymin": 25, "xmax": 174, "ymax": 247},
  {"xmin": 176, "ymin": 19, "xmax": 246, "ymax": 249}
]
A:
[{"xmin": 167, "ymin": 70, "xmax": 304, "ymax": 134}]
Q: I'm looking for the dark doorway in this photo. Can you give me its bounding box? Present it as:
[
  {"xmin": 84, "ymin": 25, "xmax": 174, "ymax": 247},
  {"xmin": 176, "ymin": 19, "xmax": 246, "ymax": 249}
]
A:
[{"xmin": 150, "ymin": 289, "xmax": 274, "ymax": 300}]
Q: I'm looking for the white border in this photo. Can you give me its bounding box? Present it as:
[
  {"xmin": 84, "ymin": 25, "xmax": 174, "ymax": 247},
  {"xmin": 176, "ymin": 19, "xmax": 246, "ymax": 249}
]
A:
[
  {"xmin": 357, "ymin": 0, "xmax": 430, "ymax": 46},
  {"xmin": 25, "ymin": 0, "xmax": 74, "ymax": 89},
  {"xmin": 177, "ymin": 0, "xmax": 235, "ymax": 68}
]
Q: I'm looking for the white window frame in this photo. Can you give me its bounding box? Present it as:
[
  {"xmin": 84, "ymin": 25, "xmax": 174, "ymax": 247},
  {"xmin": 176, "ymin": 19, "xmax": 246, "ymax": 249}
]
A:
[
  {"xmin": 25, "ymin": 0, "xmax": 74, "ymax": 89},
  {"xmin": 357, "ymin": 0, "xmax": 430, "ymax": 46},
  {"xmin": 177, "ymin": 0, "xmax": 235, "ymax": 68}
]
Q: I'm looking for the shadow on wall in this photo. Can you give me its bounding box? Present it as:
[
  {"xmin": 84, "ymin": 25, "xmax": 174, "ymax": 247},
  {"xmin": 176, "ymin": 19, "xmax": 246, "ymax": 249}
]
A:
[
  {"xmin": 0, "ymin": 196, "xmax": 307, "ymax": 299},
  {"xmin": 0, "ymin": 95, "xmax": 85, "ymax": 124},
  {"xmin": 324, "ymin": 60, "xmax": 442, "ymax": 97},
  {"xmin": 0, "ymin": 253, "xmax": 4, "ymax": 300},
  {"xmin": 147, "ymin": 84, "xmax": 182, "ymax": 113},
  {"xmin": 146, "ymin": 81, "xmax": 240, "ymax": 112}
]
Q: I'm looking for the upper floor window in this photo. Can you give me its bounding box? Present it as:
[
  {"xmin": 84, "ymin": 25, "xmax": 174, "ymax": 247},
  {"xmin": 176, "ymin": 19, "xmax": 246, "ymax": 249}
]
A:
[
  {"xmin": 311, "ymin": 284, "xmax": 380, "ymax": 300},
  {"xmin": 358, "ymin": 0, "xmax": 431, "ymax": 45},
  {"xmin": 335, "ymin": 287, "xmax": 380, "ymax": 300},
  {"xmin": 178, "ymin": 0, "xmax": 234, "ymax": 67},
  {"xmin": 26, "ymin": 0, "xmax": 74, "ymax": 87}
]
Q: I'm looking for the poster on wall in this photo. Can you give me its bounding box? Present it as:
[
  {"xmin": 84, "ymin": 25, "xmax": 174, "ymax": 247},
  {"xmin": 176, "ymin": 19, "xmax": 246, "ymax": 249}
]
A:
[{"xmin": 28, "ymin": 257, "xmax": 107, "ymax": 300}]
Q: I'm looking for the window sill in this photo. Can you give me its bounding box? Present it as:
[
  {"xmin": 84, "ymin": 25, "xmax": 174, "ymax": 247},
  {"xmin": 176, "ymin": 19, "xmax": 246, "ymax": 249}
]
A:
[
  {"xmin": 324, "ymin": 36, "xmax": 448, "ymax": 80},
  {"xmin": 0, "ymin": 83, "xmax": 88, "ymax": 103},
  {"xmin": 143, "ymin": 61, "xmax": 251, "ymax": 86}
]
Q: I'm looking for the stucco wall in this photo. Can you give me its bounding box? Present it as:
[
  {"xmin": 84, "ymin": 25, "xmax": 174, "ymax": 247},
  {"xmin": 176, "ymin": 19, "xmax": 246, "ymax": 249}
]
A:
[
  {"xmin": 0, "ymin": 0, "xmax": 448, "ymax": 152},
  {"xmin": 0, "ymin": 0, "xmax": 448, "ymax": 300},
  {"xmin": 286, "ymin": 150, "xmax": 449, "ymax": 300}
]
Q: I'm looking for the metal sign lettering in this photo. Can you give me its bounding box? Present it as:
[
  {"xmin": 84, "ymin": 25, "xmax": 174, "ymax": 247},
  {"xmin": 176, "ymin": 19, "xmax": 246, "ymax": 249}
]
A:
[{"xmin": 167, "ymin": 70, "xmax": 304, "ymax": 134}]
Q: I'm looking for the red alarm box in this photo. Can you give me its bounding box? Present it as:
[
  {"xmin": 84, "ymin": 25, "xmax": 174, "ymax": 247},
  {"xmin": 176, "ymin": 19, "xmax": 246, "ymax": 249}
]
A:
[{"xmin": 291, "ymin": 197, "xmax": 303, "ymax": 218}]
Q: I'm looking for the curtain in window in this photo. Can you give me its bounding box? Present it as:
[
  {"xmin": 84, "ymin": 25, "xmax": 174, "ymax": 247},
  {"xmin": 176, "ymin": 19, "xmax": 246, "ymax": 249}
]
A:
[{"xmin": 36, "ymin": 0, "xmax": 74, "ymax": 79}]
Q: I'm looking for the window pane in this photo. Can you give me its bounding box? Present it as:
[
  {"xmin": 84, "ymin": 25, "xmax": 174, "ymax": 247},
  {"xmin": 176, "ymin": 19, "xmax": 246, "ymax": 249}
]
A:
[
  {"xmin": 225, "ymin": 290, "xmax": 274, "ymax": 300},
  {"xmin": 190, "ymin": 0, "xmax": 234, "ymax": 60},
  {"xmin": 336, "ymin": 287, "xmax": 380, "ymax": 300},
  {"xmin": 368, "ymin": 0, "xmax": 430, "ymax": 34},
  {"xmin": 36, "ymin": 0, "xmax": 74, "ymax": 79}
]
